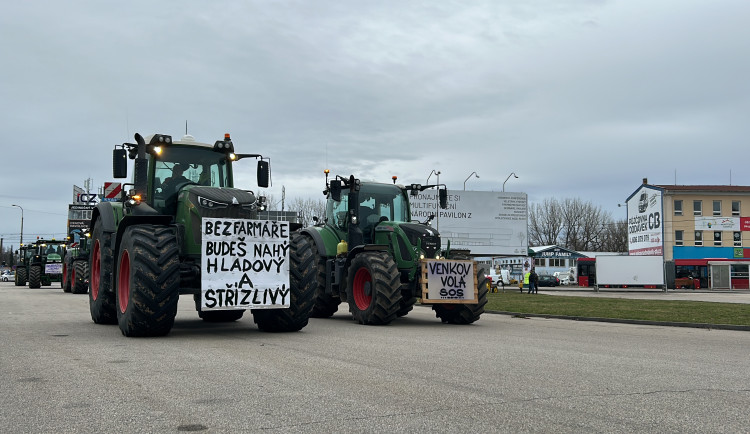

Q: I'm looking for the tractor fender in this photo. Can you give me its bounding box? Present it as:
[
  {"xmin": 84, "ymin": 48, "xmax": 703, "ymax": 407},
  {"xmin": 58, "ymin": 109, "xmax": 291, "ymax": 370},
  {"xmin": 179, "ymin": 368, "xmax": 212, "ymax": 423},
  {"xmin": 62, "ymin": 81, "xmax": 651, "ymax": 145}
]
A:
[
  {"xmin": 90, "ymin": 202, "xmax": 117, "ymax": 234},
  {"xmin": 343, "ymin": 244, "xmax": 388, "ymax": 269},
  {"xmin": 300, "ymin": 227, "xmax": 327, "ymax": 256},
  {"xmin": 114, "ymin": 214, "xmax": 173, "ymax": 260}
]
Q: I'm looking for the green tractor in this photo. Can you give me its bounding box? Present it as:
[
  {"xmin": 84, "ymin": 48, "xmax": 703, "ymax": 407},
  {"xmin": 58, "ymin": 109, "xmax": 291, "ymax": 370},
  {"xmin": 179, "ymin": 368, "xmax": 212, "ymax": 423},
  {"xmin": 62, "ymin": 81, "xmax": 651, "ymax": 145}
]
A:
[
  {"xmin": 89, "ymin": 132, "xmax": 315, "ymax": 337},
  {"xmin": 299, "ymin": 174, "xmax": 488, "ymax": 325},
  {"xmin": 14, "ymin": 244, "xmax": 34, "ymax": 286},
  {"xmin": 25, "ymin": 239, "xmax": 67, "ymax": 288},
  {"xmin": 63, "ymin": 229, "xmax": 90, "ymax": 294}
]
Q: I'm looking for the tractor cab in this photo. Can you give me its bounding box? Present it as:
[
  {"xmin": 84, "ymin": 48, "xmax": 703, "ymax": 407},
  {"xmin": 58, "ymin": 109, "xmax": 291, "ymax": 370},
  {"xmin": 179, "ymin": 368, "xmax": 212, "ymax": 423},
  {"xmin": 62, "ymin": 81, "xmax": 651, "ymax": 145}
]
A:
[{"xmin": 326, "ymin": 182, "xmax": 410, "ymax": 244}]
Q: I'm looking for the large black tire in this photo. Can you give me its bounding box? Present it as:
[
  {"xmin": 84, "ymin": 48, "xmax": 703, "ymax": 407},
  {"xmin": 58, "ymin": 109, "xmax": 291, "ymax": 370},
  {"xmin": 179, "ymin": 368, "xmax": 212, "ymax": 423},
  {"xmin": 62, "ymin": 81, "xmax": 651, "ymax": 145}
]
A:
[
  {"xmin": 115, "ymin": 225, "xmax": 180, "ymax": 337},
  {"xmin": 89, "ymin": 219, "xmax": 117, "ymax": 324},
  {"xmin": 62, "ymin": 259, "xmax": 72, "ymax": 292},
  {"xmin": 72, "ymin": 260, "xmax": 89, "ymax": 294},
  {"xmin": 397, "ymin": 295, "xmax": 417, "ymax": 317},
  {"xmin": 346, "ymin": 251, "xmax": 401, "ymax": 325},
  {"xmin": 252, "ymin": 232, "xmax": 316, "ymax": 332},
  {"xmin": 15, "ymin": 267, "xmax": 26, "ymax": 286},
  {"xmin": 193, "ymin": 294, "xmax": 245, "ymax": 322},
  {"xmin": 309, "ymin": 242, "xmax": 339, "ymax": 318},
  {"xmin": 28, "ymin": 265, "xmax": 41, "ymax": 289},
  {"xmin": 432, "ymin": 264, "xmax": 489, "ymax": 324}
]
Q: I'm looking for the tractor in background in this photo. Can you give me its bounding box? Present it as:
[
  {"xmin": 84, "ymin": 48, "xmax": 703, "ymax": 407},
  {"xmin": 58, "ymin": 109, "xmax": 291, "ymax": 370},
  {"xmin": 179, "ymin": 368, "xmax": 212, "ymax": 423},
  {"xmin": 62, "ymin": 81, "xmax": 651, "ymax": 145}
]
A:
[
  {"xmin": 299, "ymin": 173, "xmax": 488, "ymax": 325},
  {"xmin": 63, "ymin": 229, "xmax": 90, "ymax": 294},
  {"xmin": 25, "ymin": 239, "xmax": 67, "ymax": 288},
  {"xmin": 14, "ymin": 244, "xmax": 34, "ymax": 286}
]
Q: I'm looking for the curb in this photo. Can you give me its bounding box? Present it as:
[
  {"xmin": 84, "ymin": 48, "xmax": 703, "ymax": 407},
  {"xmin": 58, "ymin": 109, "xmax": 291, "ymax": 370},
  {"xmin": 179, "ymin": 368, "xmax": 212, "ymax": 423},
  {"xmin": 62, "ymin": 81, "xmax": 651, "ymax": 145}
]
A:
[{"xmin": 487, "ymin": 310, "xmax": 750, "ymax": 332}]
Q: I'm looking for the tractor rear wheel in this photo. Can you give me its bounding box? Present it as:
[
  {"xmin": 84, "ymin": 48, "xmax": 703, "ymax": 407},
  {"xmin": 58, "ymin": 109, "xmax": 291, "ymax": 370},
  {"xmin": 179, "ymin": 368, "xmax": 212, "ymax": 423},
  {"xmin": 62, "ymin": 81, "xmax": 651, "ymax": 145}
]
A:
[
  {"xmin": 193, "ymin": 294, "xmax": 245, "ymax": 322},
  {"xmin": 89, "ymin": 219, "xmax": 117, "ymax": 324},
  {"xmin": 28, "ymin": 265, "xmax": 41, "ymax": 289},
  {"xmin": 252, "ymin": 232, "xmax": 316, "ymax": 332},
  {"xmin": 432, "ymin": 265, "xmax": 489, "ymax": 324},
  {"xmin": 309, "ymin": 242, "xmax": 339, "ymax": 318},
  {"xmin": 15, "ymin": 268, "xmax": 26, "ymax": 286},
  {"xmin": 62, "ymin": 261, "xmax": 72, "ymax": 292},
  {"xmin": 115, "ymin": 225, "xmax": 180, "ymax": 337},
  {"xmin": 346, "ymin": 251, "xmax": 401, "ymax": 325},
  {"xmin": 72, "ymin": 260, "xmax": 89, "ymax": 294}
]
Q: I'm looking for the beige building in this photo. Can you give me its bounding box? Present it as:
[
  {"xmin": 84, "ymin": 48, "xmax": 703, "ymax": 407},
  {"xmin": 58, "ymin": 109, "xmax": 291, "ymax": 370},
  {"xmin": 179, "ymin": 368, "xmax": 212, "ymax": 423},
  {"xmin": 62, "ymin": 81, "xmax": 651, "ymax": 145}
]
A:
[{"xmin": 630, "ymin": 179, "xmax": 750, "ymax": 289}]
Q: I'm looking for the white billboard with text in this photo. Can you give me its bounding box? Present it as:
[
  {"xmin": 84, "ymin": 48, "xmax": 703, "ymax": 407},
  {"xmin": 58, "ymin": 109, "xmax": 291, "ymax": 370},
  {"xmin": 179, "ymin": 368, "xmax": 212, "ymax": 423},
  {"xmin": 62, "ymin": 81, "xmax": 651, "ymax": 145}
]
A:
[{"xmin": 409, "ymin": 190, "xmax": 528, "ymax": 256}]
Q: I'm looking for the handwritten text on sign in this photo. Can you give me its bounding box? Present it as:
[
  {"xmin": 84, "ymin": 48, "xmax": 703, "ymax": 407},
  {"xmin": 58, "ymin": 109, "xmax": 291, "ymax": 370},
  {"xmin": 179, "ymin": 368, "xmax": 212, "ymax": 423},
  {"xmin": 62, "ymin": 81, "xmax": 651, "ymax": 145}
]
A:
[
  {"xmin": 424, "ymin": 260, "xmax": 476, "ymax": 301},
  {"xmin": 201, "ymin": 218, "xmax": 290, "ymax": 311}
]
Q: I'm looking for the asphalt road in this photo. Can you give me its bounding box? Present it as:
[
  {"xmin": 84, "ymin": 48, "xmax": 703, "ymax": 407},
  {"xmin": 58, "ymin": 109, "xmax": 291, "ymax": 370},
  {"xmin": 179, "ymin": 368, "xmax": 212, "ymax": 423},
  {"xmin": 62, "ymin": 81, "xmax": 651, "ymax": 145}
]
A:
[{"xmin": 2, "ymin": 282, "xmax": 749, "ymax": 433}]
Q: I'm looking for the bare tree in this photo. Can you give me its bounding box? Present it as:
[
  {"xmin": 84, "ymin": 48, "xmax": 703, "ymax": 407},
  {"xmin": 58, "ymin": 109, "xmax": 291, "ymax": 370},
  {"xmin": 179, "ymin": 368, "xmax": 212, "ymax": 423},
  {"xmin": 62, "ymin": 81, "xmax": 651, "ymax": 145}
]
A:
[
  {"xmin": 529, "ymin": 198, "xmax": 563, "ymax": 246},
  {"xmin": 287, "ymin": 197, "xmax": 327, "ymax": 227},
  {"xmin": 530, "ymin": 197, "xmax": 627, "ymax": 252}
]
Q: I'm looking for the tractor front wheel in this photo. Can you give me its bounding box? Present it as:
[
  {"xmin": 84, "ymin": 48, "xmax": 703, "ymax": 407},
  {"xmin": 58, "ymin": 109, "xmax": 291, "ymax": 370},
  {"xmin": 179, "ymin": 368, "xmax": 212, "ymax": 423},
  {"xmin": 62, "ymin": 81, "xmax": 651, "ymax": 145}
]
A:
[
  {"xmin": 252, "ymin": 232, "xmax": 316, "ymax": 332},
  {"xmin": 15, "ymin": 268, "xmax": 26, "ymax": 286},
  {"xmin": 72, "ymin": 260, "xmax": 89, "ymax": 294},
  {"xmin": 115, "ymin": 225, "xmax": 180, "ymax": 337},
  {"xmin": 28, "ymin": 265, "xmax": 41, "ymax": 289},
  {"xmin": 346, "ymin": 251, "xmax": 401, "ymax": 325},
  {"xmin": 89, "ymin": 219, "xmax": 117, "ymax": 324}
]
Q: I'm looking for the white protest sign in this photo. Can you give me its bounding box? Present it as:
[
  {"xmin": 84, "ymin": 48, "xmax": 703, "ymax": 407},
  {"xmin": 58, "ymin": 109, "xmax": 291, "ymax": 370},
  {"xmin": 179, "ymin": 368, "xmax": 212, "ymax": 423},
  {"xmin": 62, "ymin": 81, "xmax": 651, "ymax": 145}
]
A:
[
  {"xmin": 45, "ymin": 263, "xmax": 63, "ymax": 274},
  {"xmin": 201, "ymin": 218, "xmax": 291, "ymax": 311},
  {"xmin": 421, "ymin": 259, "xmax": 478, "ymax": 303}
]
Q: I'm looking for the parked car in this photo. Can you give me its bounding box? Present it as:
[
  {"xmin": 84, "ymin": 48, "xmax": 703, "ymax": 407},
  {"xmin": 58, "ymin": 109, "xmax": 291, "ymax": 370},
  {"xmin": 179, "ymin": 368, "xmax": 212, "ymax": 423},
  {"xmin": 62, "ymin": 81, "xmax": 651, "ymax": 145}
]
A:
[
  {"xmin": 1, "ymin": 271, "xmax": 14, "ymax": 282},
  {"xmin": 537, "ymin": 274, "xmax": 560, "ymax": 287}
]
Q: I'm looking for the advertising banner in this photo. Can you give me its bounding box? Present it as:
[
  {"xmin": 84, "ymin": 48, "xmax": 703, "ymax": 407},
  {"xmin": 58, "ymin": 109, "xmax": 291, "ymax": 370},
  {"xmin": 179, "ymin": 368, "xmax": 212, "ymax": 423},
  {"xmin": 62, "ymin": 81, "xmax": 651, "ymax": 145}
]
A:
[
  {"xmin": 409, "ymin": 190, "xmax": 528, "ymax": 256},
  {"xmin": 694, "ymin": 217, "xmax": 740, "ymax": 231},
  {"xmin": 627, "ymin": 185, "xmax": 663, "ymax": 256}
]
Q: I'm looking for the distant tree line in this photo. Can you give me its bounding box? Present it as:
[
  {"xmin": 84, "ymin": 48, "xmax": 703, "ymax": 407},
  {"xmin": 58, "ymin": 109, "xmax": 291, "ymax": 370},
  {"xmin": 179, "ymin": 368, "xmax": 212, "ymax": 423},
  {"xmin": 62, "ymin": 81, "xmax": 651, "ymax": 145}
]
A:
[{"xmin": 529, "ymin": 198, "xmax": 627, "ymax": 252}]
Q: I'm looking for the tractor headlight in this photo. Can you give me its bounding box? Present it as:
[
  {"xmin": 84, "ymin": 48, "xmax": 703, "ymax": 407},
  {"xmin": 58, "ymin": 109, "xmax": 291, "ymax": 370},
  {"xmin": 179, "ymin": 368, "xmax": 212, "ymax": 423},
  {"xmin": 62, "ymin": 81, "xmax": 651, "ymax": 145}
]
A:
[{"xmin": 198, "ymin": 196, "xmax": 228, "ymax": 209}]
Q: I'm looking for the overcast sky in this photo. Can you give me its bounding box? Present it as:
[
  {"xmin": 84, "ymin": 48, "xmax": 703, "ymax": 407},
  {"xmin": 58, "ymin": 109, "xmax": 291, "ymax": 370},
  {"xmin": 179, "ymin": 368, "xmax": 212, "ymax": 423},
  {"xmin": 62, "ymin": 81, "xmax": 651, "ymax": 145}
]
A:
[{"xmin": 1, "ymin": 0, "xmax": 749, "ymax": 247}]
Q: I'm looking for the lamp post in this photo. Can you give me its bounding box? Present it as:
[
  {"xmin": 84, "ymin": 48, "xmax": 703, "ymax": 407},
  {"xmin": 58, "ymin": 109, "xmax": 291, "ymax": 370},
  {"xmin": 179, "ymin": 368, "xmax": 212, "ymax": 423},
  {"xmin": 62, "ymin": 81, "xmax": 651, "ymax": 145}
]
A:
[
  {"xmin": 463, "ymin": 171, "xmax": 479, "ymax": 190},
  {"xmin": 11, "ymin": 204, "xmax": 23, "ymax": 245},
  {"xmin": 426, "ymin": 170, "xmax": 441, "ymax": 230},
  {"xmin": 502, "ymin": 172, "xmax": 518, "ymax": 192}
]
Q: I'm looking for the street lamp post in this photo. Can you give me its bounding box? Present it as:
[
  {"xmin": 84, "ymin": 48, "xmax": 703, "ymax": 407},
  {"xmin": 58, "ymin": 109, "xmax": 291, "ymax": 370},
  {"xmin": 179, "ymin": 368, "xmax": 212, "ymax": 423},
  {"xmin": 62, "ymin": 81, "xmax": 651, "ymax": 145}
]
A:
[
  {"xmin": 426, "ymin": 170, "xmax": 441, "ymax": 230},
  {"xmin": 503, "ymin": 172, "xmax": 518, "ymax": 192},
  {"xmin": 463, "ymin": 171, "xmax": 479, "ymax": 190},
  {"xmin": 11, "ymin": 204, "xmax": 23, "ymax": 245}
]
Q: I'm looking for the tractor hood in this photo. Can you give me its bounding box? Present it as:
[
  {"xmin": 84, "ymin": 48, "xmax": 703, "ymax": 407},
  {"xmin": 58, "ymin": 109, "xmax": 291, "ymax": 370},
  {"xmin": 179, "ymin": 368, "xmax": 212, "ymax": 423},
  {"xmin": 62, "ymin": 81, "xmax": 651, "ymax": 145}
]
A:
[{"xmin": 398, "ymin": 222, "xmax": 441, "ymax": 259}]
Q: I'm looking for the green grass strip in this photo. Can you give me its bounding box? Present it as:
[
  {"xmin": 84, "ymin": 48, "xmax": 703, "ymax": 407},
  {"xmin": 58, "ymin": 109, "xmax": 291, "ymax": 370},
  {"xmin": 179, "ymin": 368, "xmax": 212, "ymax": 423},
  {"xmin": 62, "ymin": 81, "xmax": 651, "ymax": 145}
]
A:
[{"xmin": 486, "ymin": 293, "xmax": 750, "ymax": 326}]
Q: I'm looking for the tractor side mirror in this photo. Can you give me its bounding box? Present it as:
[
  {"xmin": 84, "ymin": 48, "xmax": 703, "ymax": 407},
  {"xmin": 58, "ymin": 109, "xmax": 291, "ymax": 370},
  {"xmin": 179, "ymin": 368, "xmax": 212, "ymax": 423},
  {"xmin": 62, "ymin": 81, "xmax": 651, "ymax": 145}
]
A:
[
  {"xmin": 257, "ymin": 160, "xmax": 269, "ymax": 188},
  {"xmin": 330, "ymin": 180, "xmax": 342, "ymax": 202},
  {"xmin": 113, "ymin": 149, "xmax": 128, "ymax": 178},
  {"xmin": 439, "ymin": 188, "xmax": 448, "ymax": 209}
]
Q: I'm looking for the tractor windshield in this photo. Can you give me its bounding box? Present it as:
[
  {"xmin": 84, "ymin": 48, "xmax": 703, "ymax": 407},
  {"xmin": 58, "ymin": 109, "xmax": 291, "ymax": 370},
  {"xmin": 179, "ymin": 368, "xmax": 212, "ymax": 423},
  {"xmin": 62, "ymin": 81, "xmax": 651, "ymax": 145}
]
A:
[
  {"xmin": 358, "ymin": 183, "xmax": 410, "ymax": 224},
  {"xmin": 152, "ymin": 145, "xmax": 232, "ymax": 198}
]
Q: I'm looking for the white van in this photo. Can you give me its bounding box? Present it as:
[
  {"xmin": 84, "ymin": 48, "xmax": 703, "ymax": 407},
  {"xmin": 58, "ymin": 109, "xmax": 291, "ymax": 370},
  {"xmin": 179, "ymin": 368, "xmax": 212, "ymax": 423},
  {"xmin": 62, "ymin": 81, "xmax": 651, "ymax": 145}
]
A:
[{"xmin": 487, "ymin": 269, "xmax": 510, "ymax": 289}]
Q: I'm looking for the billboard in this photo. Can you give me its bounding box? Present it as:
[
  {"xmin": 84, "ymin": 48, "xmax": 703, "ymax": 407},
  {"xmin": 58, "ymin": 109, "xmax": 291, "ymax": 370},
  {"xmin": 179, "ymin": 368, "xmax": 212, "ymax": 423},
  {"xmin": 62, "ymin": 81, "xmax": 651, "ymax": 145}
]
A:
[
  {"xmin": 626, "ymin": 185, "xmax": 663, "ymax": 256},
  {"xmin": 409, "ymin": 190, "xmax": 528, "ymax": 256}
]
